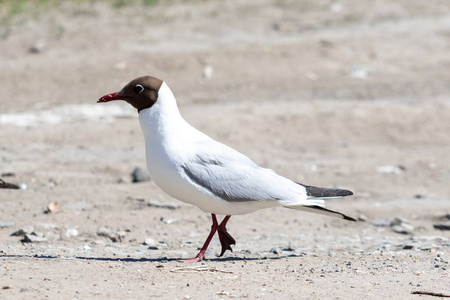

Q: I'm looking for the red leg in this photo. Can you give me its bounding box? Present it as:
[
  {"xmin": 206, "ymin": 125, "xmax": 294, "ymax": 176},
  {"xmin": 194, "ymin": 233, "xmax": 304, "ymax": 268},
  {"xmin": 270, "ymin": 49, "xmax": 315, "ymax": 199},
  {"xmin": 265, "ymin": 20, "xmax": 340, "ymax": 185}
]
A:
[
  {"xmin": 217, "ymin": 215, "xmax": 236, "ymax": 257},
  {"xmin": 180, "ymin": 214, "xmax": 218, "ymax": 262}
]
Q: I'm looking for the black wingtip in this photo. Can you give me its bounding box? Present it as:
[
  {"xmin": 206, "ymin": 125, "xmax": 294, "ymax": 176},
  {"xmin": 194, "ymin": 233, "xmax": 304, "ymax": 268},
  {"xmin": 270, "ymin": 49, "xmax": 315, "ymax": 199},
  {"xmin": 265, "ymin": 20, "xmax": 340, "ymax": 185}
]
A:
[
  {"xmin": 341, "ymin": 190, "xmax": 353, "ymax": 197},
  {"xmin": 343, "ymin": 214, "xmax": 357, "ymax": 222},
  {"xmin": 298, "ymin": 183, "xmax": 353, "ymax": 198}
]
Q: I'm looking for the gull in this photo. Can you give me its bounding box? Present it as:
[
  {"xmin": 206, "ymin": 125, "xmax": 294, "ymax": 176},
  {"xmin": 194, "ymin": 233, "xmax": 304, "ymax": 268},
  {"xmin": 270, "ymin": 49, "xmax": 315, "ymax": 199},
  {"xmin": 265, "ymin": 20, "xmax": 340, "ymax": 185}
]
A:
[{"xmin": 98, "ymin": 76, "xmax": 355, "ymax": 262}]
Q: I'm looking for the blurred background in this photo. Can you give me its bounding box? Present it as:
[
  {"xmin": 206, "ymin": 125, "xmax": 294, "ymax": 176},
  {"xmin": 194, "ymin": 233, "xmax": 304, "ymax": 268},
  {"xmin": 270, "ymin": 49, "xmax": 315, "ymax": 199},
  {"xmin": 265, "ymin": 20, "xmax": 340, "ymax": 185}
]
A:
[
  {"xmin": 1, "ymin": 0, "xmax": 450, "ymax": 297},
  {"xmin": 1, "ymin": 0, "xmax": 449, "ymax": 200},
  {"xmin": 2, "ymin": 0, "xmax": 450, "ymax": 253}
]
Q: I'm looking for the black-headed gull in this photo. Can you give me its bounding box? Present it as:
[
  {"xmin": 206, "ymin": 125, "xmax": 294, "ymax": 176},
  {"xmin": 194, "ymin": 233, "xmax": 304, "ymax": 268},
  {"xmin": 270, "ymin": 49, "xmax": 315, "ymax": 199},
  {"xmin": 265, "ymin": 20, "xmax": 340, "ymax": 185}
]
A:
[{"xmin": 98, "ymin": 76, "xmax": 355, "ymax": 262}]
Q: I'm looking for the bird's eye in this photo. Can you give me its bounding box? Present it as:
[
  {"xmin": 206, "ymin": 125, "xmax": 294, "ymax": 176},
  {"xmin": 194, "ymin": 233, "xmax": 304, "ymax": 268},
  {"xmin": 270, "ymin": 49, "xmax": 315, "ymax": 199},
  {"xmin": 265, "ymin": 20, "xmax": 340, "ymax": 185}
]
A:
[{"xmin": 134, "ymin": 84, "xmax": 144, "ymax": 94}]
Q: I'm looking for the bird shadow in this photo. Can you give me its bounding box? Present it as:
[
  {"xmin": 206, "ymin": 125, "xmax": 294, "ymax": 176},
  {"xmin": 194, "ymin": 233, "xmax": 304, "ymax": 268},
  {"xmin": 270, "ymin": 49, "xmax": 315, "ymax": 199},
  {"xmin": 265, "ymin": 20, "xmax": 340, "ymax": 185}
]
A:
[{"xmin": 1, "ymin": 253, "xmax": 303, "ymax": 263}]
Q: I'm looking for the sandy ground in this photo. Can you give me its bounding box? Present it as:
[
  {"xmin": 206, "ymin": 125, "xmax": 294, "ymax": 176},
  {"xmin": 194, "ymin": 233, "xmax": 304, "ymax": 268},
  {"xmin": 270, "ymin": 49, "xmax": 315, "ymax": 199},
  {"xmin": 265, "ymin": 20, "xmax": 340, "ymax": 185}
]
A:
[{"xmin": 1, "ymin": 0, "xmax": 450, "ymax": 299}]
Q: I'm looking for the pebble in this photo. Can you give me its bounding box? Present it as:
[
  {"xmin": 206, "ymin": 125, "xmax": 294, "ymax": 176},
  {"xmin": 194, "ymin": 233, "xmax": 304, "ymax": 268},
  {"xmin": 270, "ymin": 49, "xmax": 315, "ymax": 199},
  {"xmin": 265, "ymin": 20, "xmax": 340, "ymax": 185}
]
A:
[
  {"xmin": 357, "ymin": 215, "xmax": 368, "ymax": 222},
  {"xmin": 350, "ymin": 65, "xmax": 370, "ymax": 79},
  {"xmin": 23, "ymin": 233, "xmax": 47, "ymax": 243},
  {"xmin": 131, "ymin": 167, "xmax": 151, "ymax": 183},
  {"xmin": 97, "ymin": 227, "xmax": 113, "ymax": 238},
  {"xmin": 157, "ymin": 241, "xmax": 168, "ymax": 249},
  {"xmin": 202, "ymin": 65, "xmax": 213, "ymax": 81},
  {"xmin": 10, "ymin": 226, "xmax": 34, "ymax": 236},
  {"xmin": 391, "ymin": 218, "xmax": 414, "ymax": 235},
  {"xmin": 370, "ymin": 219, "xmax": 391, "ymax": 227},
  {"xmin": 391, "ymin": 225, "xmax": 413, "ymax": 235},
  {"xmin": 29, "ymin": 40, "xmax": 45, "ymax": 53},
  {"xmin": 282, "ymin": 245, "xmax": 296, "ymax": 252},
  {"xmin": 45, "ymin": 202, "xmax": 58, "ymax": 214},
  {"xmin": 110, "ymin": 231, "xmax": 126, "ymax": 243},
  {"xmin": 65, "ymin": 228, "xmax": 79, "ymax": 237},
  {"xmin": 0, "ymin": 221, "xmax": 14, "ymax": 228},
  {"xmin": 376, "ymin": 165, "xmax": 405, "ymax": 174},
  {"xmin": 161, "ymin": 218, "xmax": 178, "ymax": 224},
  {"xmin": 433, "ymin": 223, "xmax": 450, "ymax": 231},
  {"xmin": 269, "ymin": 247, "xmax": 282, "ymax": 254},
  {"xmin": 143, "ymin": 238, "xmax": 157, "ymax": 247}
]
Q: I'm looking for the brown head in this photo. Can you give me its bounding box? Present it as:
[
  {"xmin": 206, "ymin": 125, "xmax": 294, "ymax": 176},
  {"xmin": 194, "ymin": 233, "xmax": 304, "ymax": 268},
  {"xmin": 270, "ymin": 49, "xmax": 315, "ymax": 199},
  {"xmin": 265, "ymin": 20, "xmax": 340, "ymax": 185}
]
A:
[{"xmin": 98, "ymin": 76, "xmax": 163, "ymax": 112}]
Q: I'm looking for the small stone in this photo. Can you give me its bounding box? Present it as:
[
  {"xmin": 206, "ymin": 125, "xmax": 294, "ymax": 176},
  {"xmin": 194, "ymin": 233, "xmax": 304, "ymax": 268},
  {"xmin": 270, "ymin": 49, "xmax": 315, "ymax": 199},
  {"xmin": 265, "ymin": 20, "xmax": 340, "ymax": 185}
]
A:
[
  {"xmin": 0, "ymin": 221, "xmax": 14, "ymax": 228},
  {"xmin": 110, "ymin": 235, "xmax": 121, "ymax": 242},
  {"xmin": 370, "ymin": 219, "xmax": 391, "ymax": 227},
  {"xmin": 157, "ymin": 241, "xmax": 168, "ymax": 248},
  {"xmin": 282, "ymin": 245, "xmax": 295, "ymax": 251},
  {"xmin": 110, "ymin": 231, "xmax": 126, "ymax": 243},
  {"xmin": 433, "ymin": 223, "xmax": 450, "ymax": 231},
  {"xmin": 391, "ymin": 225, "xmax": 413, "ymax": 235},
  {"xmin": 97, "ymin": 227, "xmax": 112, "ymax": 238},
  {"xmin": 29, "ymin": 41, "xmax": 45, "ymax": 53},
  {"xmin": 419, "ymin": 244, "xmax": 436, "ymax": 251},
  {"xmin": 161, "ymin": 218, "xmax": 178, "ymax": 224},
  {"xmin": 65, "ymin": 228, "xmax": 79, "ymax": 237},
  {"xmin": 1, "ymin": 172, "xmax": 15, "ymax": 177},
  {"xmin": 402, "ymin": 245, "xmax": 414, "ymax": 250},
  {"xmin": 376, "ymin": 165, "xmax": 405, "ymax": 174},
  {"xmin": 143, "ymin": 238, "xmax": 156, "ymax": 247},
  {"xmin": 270, "ymin": 247, "xmax": 281, "ymax": 254},
  {"xmin": 350, "ymin": 65, "xmax": 370, "ymax": 79},
  {"xmin": 357, "ymin": 215, "xmax": 368, "ymax": 222},
  {"xmin": 131, "ymin": 167, "xmax": 151, "ymax": 183},
  {"xmin": 391, "ymin": 218, "xmax": 410, "ymax": 226},
  {"xmin": 10, "ymin": 226, "xmax": 34, "ymax": 236},
  {"xmin": 23, "ymin": 233, "xmax": 47, "ymax": 243},
  {"xmin": 390, "ymin": 218, "xmax": 414, "ymax": 234},
  {"xmin": 45, "ymin": 202, "xmax": 58, "ymax": 214},
  {"xmin": 202, "ymin": 65, "xmax": 213, "ymax": 81}
]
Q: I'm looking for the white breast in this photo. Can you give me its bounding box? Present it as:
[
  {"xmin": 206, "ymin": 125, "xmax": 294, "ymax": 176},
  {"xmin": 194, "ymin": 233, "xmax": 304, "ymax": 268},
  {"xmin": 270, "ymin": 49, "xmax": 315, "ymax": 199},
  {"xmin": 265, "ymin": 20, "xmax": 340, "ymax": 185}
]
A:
[{"xmin": 138, "ymin": 83, "xmax": 280, "ymax": 215}]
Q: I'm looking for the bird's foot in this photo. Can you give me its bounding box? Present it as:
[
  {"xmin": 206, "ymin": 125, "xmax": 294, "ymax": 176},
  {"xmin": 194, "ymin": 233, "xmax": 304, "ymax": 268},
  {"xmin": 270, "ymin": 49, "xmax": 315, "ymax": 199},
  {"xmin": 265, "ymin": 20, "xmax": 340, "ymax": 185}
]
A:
[
  {"xmin": 218, "ymin": 227, "xmax": 236, "ymax": 257},
  {"xmin": 179, "ymin": 252, "xmax": 205, "ymax": 263}
]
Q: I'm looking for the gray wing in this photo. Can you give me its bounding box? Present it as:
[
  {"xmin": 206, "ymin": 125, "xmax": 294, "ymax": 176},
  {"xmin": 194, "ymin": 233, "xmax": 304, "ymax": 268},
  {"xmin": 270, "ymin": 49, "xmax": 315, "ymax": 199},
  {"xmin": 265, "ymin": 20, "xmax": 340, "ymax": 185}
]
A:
[{"xmin": 181, "ymin": 142, "xmax": 291, "ymax": 203}]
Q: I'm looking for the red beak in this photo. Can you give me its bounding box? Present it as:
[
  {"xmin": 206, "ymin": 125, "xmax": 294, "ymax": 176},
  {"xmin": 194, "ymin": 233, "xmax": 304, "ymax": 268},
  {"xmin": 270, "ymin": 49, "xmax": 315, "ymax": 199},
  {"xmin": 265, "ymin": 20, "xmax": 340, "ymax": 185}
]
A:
[{"xmin": 97, "ymin": 92, "xmax": 124, "ymax": 103}]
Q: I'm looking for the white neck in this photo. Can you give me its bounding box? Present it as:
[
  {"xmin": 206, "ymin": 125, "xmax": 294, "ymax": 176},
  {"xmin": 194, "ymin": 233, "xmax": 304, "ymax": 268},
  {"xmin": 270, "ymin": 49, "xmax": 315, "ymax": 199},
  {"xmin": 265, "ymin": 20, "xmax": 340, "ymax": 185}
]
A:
[{"xmin": 138, "ymin": 82, "xmax": 207, "ymax": 146}]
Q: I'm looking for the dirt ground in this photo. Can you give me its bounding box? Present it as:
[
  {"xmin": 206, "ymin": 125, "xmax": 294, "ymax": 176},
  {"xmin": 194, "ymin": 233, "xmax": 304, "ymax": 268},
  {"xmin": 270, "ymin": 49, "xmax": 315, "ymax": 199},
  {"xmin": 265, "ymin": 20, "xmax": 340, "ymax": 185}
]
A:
[{"xmin": 1, "ymin": 0, "xmax": 450, "ymax": 299}]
